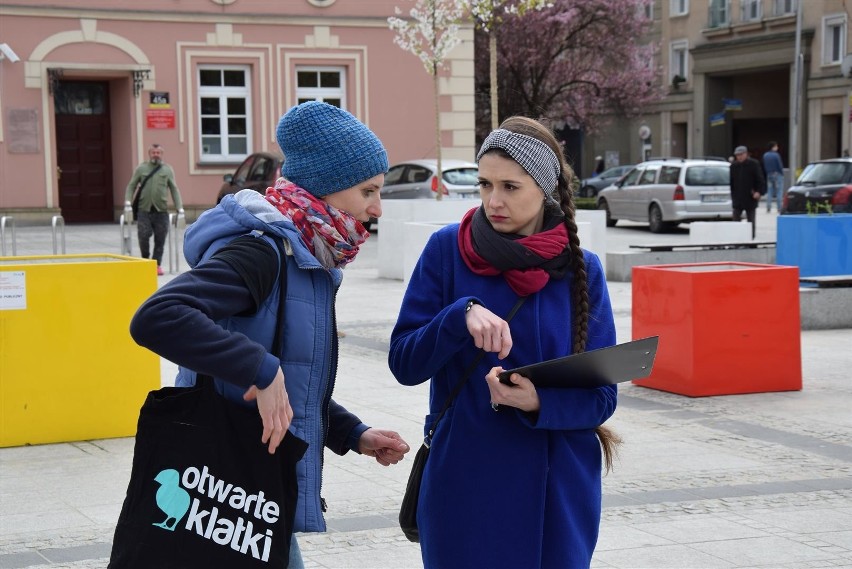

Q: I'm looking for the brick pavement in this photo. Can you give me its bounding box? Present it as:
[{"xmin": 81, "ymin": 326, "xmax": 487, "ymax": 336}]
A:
[{"xmin": 1, "ymin": 220, "xmax": 850, "ymax": 568}]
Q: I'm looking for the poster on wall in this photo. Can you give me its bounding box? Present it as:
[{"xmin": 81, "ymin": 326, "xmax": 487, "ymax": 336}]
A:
[{"xmin": 146, "ymin": 109, "xmax": 175, "ymax": 129}]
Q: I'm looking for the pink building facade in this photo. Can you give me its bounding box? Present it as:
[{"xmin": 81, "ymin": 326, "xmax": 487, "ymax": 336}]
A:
[{"xmin": 0, "ymin": 1, "xmax": 475, "ymax": 223}]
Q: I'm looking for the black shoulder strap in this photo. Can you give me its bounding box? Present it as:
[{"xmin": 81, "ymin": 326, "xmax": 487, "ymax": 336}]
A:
[
  {"xmin": 138, "ymin": 164, "xmax": 162, "ymax": 192},
  {"xmin": 270, "ymin": 238, "xmax": 289, "ymax": 360},
  {"xmin": 425, "ymin": 296, "xmax": 527, "ymax": 445}
]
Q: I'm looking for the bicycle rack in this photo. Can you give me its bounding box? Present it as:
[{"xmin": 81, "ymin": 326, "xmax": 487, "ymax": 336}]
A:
[
  {"xmin": 51, "ymin": 215, "xmax": 66, "ymax": 254},
  {"xmin": 119, "ymin": 213, "xmax": 133, "ymax": 256},
  {"xmin": 167, "ymin": 213, "xmax": 186, "ymax": 274},
  {"xmin": 1, "ymin": 215, "xmax": 16, "ymax": 256}
]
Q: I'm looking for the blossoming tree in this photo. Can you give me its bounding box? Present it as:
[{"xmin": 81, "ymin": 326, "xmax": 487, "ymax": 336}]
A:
[
  {"xmin": 389, "ymin": 0, "xmax": 465, "ymax": 200},
  {"xmin": 483, "ymin": 0, "xmax": 663, "ymax": 135},
  {"xmin": 467, "ymin": 0, "xmax": 554, "ymax": 129}
]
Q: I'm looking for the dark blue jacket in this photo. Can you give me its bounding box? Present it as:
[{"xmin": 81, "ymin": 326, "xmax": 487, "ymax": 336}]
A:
[{"xmin": 130, "ymin": 190, "xmax": 368, "ymax": 533}]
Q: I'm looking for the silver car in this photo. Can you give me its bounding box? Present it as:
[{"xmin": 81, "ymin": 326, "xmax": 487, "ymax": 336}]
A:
[
  {"xmin": 596, "ymin": 159, "xmax": 732, "ymax": 233},
  {"xmin": 381, "ymin": 159, "xmax": 479, "ymax": 200}
]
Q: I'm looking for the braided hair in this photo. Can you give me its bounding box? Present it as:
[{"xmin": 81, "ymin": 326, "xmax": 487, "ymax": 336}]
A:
[{"xmin": 496, "ymin": 116, "xmax": 622, "ymax": 473}]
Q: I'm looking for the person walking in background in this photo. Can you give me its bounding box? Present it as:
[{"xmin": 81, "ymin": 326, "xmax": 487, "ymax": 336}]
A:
[
  {"xmin": 762, "ymin": 141, "xmax": 785, "ymax": 213},
  {"xmin": 593, "ymin": 155, "xmax": 605, "ymax": 176},
  {"xmin": 730, "ymin": 145, "xmax": 765, "ymax": 239},
  {"xmin": 124, "ymin": 143, "xmax": 184, "ymax": 275},
  {"xmin": 388, "ymin": 116, "xmax": 620, "ymax": 568},
  {"xmin": 128, "ymin": 102, "xmax": 410, "ymax": 568}
]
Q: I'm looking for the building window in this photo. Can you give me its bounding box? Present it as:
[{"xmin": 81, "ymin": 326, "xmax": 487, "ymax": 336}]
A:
[
  {"xmin": 741, "ymin": 0, "xmax": 761, "ymax": 22},
  {"xmin": 295, "ymin": 67, "xmax": 346, "ymax": 108},
  {"xmin": 823, "ymin": 14, "xmax": 847, "ymax": 65},
  {"xmin": 670, "ymin": 0, "xmax": 688, "ymax": 16},
  {"xmin": 642, "ymin": 0, "xmax": 653, "ymax": 20},
  {"xmin": 708, "ymin": 0, "xmax": 730, "ymax": 27},
  {"xmin": 772, "ymin": 0, "xmax": 797, "ymax": 17},
  {"xmin": 198, "ymin": 65, "xmax": 251, "ymax": 162},
  {"xmin": 670, "ymin": 40, "xmax": 688, "ymax": 84}
]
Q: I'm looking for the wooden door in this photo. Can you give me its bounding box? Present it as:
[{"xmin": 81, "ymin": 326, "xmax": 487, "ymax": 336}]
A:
[{"xmin": 55, "ymin": 81, "xmax": 113, "ymax": 223}]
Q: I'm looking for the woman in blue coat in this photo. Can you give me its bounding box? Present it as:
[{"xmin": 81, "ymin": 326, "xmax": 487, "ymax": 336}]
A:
[{"xmin": 389, "ymin": 117, "xmax": 620, "ymax": 569}]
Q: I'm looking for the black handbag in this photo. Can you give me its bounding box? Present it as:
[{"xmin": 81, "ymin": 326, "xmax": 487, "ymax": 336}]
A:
[
  {"xmin": 399, "ymin": 296, "xmax": 526, "ymax": 543},
  {"xmin": 110, "ymin": 237, "xmax": 305, "ymax": 568}
]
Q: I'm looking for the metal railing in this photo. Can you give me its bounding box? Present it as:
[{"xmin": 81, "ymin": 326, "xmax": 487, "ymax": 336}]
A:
[
  {"xmin": 167, "ymin": 212, "xmax": 186, "ymax": 274},
  {"xmin": 51, "ymin": 215, "xmax": 66, "ymax": 254},
  {"xmin": 119, "ymin": 212, "xmax": 133, "ymax": 256},
  {"xmin": 1, "ymin": 215, "xmax": 16, "ymax": 256}
]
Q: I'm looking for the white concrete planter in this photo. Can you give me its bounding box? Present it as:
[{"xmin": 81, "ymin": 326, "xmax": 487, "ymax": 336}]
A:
[
  {"xmin": 380, "ymin": 201, "xmax": 607, "ymax": 281},
  {"xmin": 377, "ymin": 199, "xmax": 479, "ymax": 280},
  {"xmin": 689, "ymin": 221, "xmax": 752, "ymax": 244}
]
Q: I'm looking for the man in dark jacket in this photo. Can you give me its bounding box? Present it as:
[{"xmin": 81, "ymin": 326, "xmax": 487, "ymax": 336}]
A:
[{"xmin": 730, "ymin": 145, "xmax": 765, "ymax": 238}]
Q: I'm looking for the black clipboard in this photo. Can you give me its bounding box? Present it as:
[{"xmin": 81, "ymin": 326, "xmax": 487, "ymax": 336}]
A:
[{"xmin": 498, "ymin": 336, "xmax": 659, "ymax": 389}]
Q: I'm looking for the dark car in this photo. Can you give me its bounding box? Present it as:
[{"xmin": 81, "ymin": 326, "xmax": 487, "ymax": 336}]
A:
[
  {"xmin": 216, "ymin": 151, "xmax": 283, "ymax": 204},
  {"xmin": 578, "ymin": 165, "xmax": 634, "ymax": 198},
  {"xmin": 783, "ymin": 158, "xmax": 852, "ymax": 214}
]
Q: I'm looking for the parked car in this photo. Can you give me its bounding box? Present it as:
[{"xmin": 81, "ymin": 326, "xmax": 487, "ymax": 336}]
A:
[
  {"xmin": 782, "ymin": 157, "xmax": 852, "ymax": 214},
  {"xmin": 578, "ymin": 165, "xmax": 634, "ymax": 198},
  {"xmin": 216, "ymin": 151, "xmax": 283, "ymax": 204},
  {"xmin": 596, "ymin": 158, "xmax": 732, "ymax": 233},
  {"xmin": 216, "ymin": 151, "xmax": 381, "ymax": 230},
  {"xmin": 381, "ymin": 159, "xmax": 479, "ymax": 200}
]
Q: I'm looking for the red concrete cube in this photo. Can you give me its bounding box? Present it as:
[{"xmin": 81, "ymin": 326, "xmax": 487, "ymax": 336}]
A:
[{"xmin": 632, "ymin": 262, "xmax": 802, "ymax": 397}]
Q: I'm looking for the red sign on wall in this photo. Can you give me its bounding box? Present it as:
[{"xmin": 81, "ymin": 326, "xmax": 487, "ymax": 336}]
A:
[{"xmin": 146, "ymin": 109, "xmax": 175, "ymax": 129}]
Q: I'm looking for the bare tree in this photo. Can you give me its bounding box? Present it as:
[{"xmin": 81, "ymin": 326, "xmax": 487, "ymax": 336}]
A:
[
  {"xmin": 389, "ymin": 0, "xmax": 465, "ymax": 200},
  {"xmin": 467, "ymin": 0, "xmax": 554, "ymax": 130}
]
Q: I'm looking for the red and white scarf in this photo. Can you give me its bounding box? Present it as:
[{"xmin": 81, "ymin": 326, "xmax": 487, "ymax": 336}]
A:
[{"xmin": 265, "ymin": 178, "xmax": 368, "ymax": 269}]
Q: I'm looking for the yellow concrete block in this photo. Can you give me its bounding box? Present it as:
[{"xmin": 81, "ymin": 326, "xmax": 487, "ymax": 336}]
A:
[{"xmin": 0, "ymin": 254, "xmax": 159, "ymax": 446}]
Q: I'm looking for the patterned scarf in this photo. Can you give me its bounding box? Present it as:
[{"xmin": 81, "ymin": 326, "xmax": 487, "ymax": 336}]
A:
[
  {"xmin": 458, "ymin": 206, "xmax": 571, "ymax": 296},
  {"xmin": 265, "ymin": 178, "xmax": 369, "ymax": 269}
]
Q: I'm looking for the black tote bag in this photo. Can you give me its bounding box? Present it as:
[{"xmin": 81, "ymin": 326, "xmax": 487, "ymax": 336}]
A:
[{"xmin": 109, "ymin": 378, "xmax": 308, "ymax": 569}]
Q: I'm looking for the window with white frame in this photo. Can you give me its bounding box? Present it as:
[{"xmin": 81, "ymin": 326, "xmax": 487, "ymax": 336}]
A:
[
  {"xmin": 823, "ymin": 14, "xmax": 847, "ymax": 65},
  {"xmin": 671, "ymin": 0, "xmax": 688, "ymax": 16},
  {"xmin": 295, "ymin": 67, "xmax": 347, "ymax": 108},
  {"xmin": 670, "ymin": 40, "xmax": 689, "ymax": 83},
  {"xmin": 709, "ymin": 0, "xmax": 730, "ymax": 27},
  {"xmin": 772, "ymin": 0, "xmax": 796, "ymax": 17},
  {"xmin": 198, "ymin": 66, "xmax": 251, "ymax": 161},
  {"xmin": 741, "ymin": 0, "xmax": 761, "ymax": 22}
]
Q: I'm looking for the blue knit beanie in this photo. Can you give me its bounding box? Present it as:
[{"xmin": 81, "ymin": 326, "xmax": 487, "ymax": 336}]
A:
[{"xmin": 277, "ymin": 101, "xmax": 389, "ymax": 197}]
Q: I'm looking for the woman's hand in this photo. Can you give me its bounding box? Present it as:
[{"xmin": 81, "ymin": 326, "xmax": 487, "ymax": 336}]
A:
[
  {"xmin": 358, "ymin": 428, "xmax": 411, "ymax": 466},
  {"xmin": 466, "ymin": 304, "xmax": 513, "ymax": 359},
  {"xmin": 243, "ymin": 367, "xmax": 294, "ymax": 455},
  {"xmin": 485, "ymin": 366, "xmax": 540, "ymax": 413}
]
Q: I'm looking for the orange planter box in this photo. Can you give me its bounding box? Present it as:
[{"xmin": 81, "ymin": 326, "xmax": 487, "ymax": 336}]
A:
[{"xmin": 632, "ymin": 262, "xmax": 801, "ymax": 397}]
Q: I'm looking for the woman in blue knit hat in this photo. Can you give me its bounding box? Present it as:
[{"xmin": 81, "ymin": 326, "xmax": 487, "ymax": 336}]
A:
[
  {"xmin": 128, "ymin": 101, "xmax": 410, "ymax": 568},
  {"xmin": 389, "ymin": 116, "xmax": 620, "ymax": 568}
]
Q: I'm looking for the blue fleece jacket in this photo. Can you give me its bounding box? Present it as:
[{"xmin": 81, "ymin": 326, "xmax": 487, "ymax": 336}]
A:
[
  {"xmin": 130, "ymin": 190, "xmax": 368, "ymax": 533},
  {"xmin": 389, "ymin": 223, "xmax": 617, "ymax": 569}
]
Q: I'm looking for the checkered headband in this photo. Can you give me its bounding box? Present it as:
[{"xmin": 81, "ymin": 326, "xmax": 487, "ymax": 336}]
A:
[{"xmin": 476, "ymin": 128, "xmax": 560, "ymax": 205}]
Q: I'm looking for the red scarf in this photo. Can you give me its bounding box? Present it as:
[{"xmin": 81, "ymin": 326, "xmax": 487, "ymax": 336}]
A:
[{"xmin": 458, "ymin": 207, "xmax": 570, "ymax": 296}]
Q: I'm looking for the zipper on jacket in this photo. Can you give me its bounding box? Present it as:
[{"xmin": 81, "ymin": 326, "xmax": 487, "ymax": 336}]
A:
[{"xmin": 318, "ymin": 283, "xmax": 339, "ymax": 518}]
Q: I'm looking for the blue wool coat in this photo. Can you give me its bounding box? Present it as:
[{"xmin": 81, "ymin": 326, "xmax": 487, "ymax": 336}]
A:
[{"xmin": 389, "ymin": 224, "xmax": 617, "ymax": 569}]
